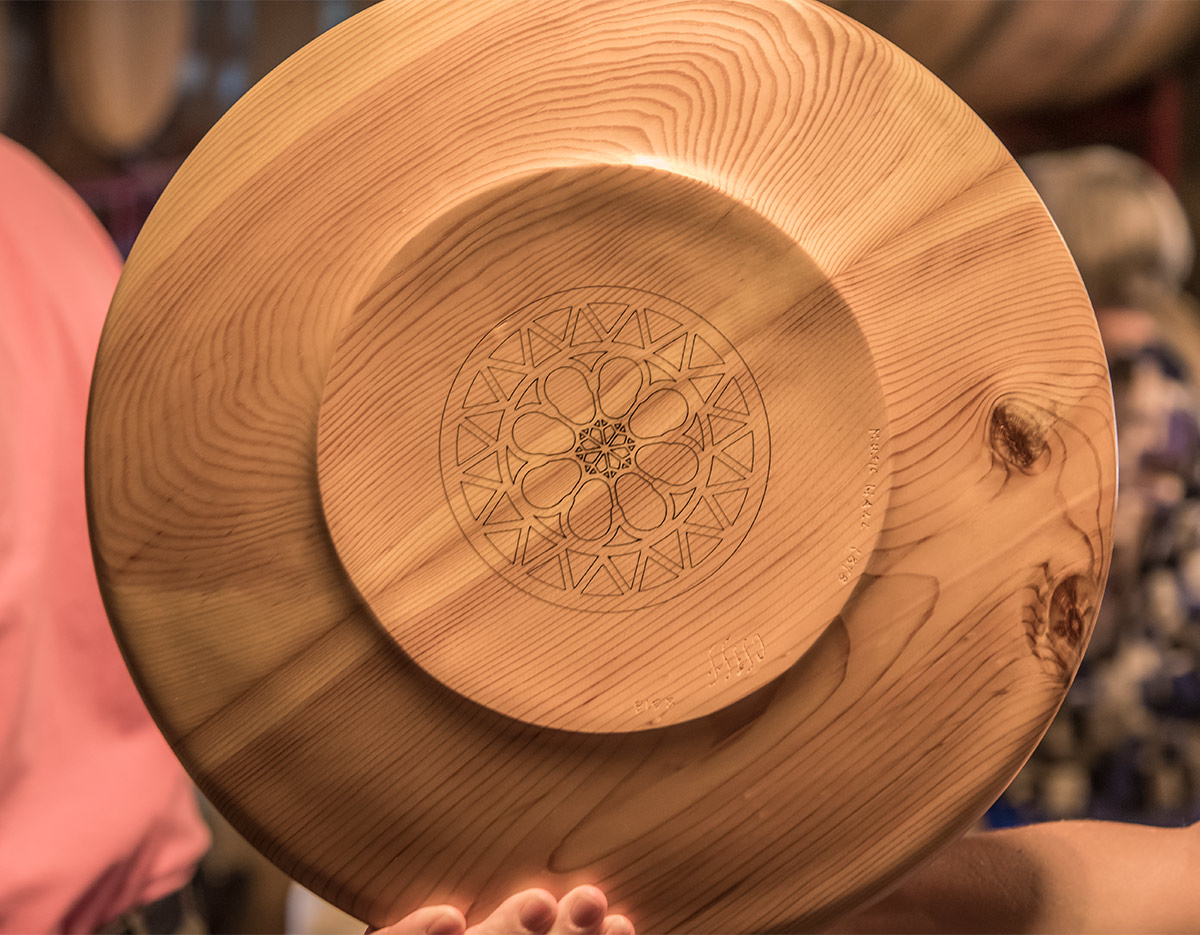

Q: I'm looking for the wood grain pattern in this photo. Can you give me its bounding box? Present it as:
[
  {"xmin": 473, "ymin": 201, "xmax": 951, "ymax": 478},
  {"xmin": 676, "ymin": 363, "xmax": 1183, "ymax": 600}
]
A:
[{"xmin": 86, "ymin": 2, "xmax": 1115, "ymax": 931}]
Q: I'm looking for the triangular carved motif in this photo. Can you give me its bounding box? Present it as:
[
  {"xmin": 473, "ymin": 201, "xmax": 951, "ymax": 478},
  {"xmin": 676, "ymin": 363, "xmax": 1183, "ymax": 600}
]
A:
[
  {"xmin": 523, "ymin": 528, "xmax": 559, "ymax": 565},
  {"xmin": 488, "ymin": 367, "xmax": 524, "ymax": 399},
  {"xmin": 515, "ymin": 381, "xmax": 540, "ymax": 410},
  {"xmin": 484, "ymin": 528, "xmax": 521, "ymax": 564},
  {"xmin": 607, "ymin": 526, "xmax": 640, "ymax": 547},
  {"xmin": 588, "ymin": 302, "xmax": 628, "ymax": 334},
  {"xmin": 534, "ymin": 512, "xmax": 566, "ymax": 538},
  {"xmin": 461, "ymin": 482, "xmax": 495, "ymax": 520},
  {"xmin": 527, "ymin": 555, "xmax": 566, "ymax": 589},
  {"xmin": 646, "ymin": 361, "xmax": 676, "ymax": 385},
  {"xmin": 565, "ymin": 549, "xmax": 597, "ymax": 587},
  {"xmin": 505, "ymin": 448, "xmax": 528, "ymax": 483},
  {"xmin": 654, "ymin": 334, "xmax": 687, "ymax": 371},
  {"xmin": 610, "ymin": 552, "xmax": 639, "ymax": 588},
  {"xmin": 708, "ymin": 414, "xmax": 746, "ymax": 444},
  {"xmin": 612, "ymin": 314, "xmax": 645, "ymax": 348},
  {"xmin": 583, "ymin": 564, "xmax": 623, "ymax": 596},
  {"xmin": 534, "ymin": 306, "xmax": 571, "ymax": 340},
  {"xmin": 466, "ymin": 409, "xmax": 503, "ymax": 440},
  {"xmin": 686, "ymin": 530, "xmax": 722, "ymax": 566},
  {"xmin": 713, "ymin": 377, "xmax": 749, "ymax": 415},
  {"xmin": 483, "ymin": 493, "xmax": 522, "ymax": 525},
  {"xmin": 644, "ymin": 307, "xmax": 682, "ymax": 342},
  {"xmin": 456, "ymin": 425, "xmax": 488, "ymax": 464},
  {"xmin": 714, "ymin": 488, "xmax": 749, "ymax": 525},
  {"xmin": 640, "ymin": 557, "xmax": 678, "ymax": 590},
  {"xmin": 571, "ymin": 314, "xmax": 604, "ymax": 346},
  {"xmin": 723, "ymin": 433, "xmax": 754, "ymax": 472},
  {"xmin": 687, "ymin": 497, "xmax": 722, "ymax": 530},
  {"xmin": 463, "ymin": 371, "xmax": 498, "ymax": 408},
  {"xmin": 489, "ymin": 331, "xmax": 525, "ymax": 366},
  {"xmin": 651, "ymin": 530, "xmax": 684, "ymax": 567},
  {"xmin": 708, "ymin": 458, "xmax": 745, "ymax": 485},
  {"xmin": 463, "ymin": 451, "xmax": 502, "ymax": 483},
  {"xmin": 529, "ymin": 331, "xmax": 561, "ymax": 367},
  {"xmin": 670, "ymin": 489, "xmax": 695, "ymax": 519},
  {"xmin": 689, "ymin": 373, "xmax": 723, "ymax": 402},
  {"xmin": 690, "ymin": 334, "xmax": 725, "ymax": 368}
]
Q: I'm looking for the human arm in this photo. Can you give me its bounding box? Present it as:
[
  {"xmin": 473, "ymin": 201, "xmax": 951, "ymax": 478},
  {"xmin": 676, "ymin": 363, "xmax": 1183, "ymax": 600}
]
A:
[{"xmin": 827, "ymin": 820, "xmax": 1200, "ymax": 934}]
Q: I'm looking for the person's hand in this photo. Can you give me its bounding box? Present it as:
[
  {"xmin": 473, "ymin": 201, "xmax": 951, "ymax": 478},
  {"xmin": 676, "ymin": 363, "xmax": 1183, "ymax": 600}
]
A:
[{"xmin": 372, "ymin": 885, "xmax": 634, "ymax": 935}]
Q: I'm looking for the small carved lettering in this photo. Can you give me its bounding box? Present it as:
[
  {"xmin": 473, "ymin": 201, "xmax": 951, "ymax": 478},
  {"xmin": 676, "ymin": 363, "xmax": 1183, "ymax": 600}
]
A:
[
  {"xmin": 867, "ymin": 427, "xmax": 882, "ymax": 475},
  {"xmin": 838, "ymin": 545, "xmax": 863, "ymax": 585},
  {"xmin": 860, "ymin": 483, "xmax": 877, "ymax": 529},
  {"xmin": 634, "ymin": 696, "xmax": 675, "ymax": 714},
  {"xmin": 707, "ymin": 633, "xmax": 766, "ymax": 684}
]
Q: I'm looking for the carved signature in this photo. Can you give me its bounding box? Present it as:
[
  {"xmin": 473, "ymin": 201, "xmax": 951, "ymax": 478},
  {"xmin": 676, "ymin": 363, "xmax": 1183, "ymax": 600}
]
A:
[{"xmin": 707, "ymin": 633, "xmax": 766, "ymax": 684}]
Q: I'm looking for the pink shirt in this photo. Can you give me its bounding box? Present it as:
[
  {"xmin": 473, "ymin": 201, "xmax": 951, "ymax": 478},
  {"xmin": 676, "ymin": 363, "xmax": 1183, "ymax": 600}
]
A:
[{"xmin": 0, "ymin": 136, "xmax": 209, "ymax": 934}]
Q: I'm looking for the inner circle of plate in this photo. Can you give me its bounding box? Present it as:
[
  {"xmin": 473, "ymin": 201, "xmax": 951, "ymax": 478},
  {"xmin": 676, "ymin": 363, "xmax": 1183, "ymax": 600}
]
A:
[
  {"xmin": 86, "ymin": 2, "xmax": 1116, "ymax": 932},
  {"xmin": 315, "ymin": 163, "xmax": 890, "ymax": 732}
]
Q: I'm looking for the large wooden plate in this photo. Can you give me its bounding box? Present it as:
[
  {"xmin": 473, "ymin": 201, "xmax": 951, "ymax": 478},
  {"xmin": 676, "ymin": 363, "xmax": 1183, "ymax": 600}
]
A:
[{"xmin": 87, "ymin": 2, "xmax": 1116, "ymax": 931}]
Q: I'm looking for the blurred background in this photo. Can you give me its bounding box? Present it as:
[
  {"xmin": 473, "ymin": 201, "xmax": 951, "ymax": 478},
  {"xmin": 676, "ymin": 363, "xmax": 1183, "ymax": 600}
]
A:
[
  {"xmin": 5, "ymin": 0, "xmax": 1200, "ymax": 931},
  {"xmin": 4, "ymin": 0, "xmax": 1200, "ymax": 259}
]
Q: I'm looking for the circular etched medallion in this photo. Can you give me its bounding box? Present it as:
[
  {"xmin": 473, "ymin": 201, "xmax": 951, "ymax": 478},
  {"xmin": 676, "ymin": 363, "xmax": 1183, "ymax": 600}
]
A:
[{"xmin": 440, "ymin": 288, "xmax": 770, "ymax": 612}]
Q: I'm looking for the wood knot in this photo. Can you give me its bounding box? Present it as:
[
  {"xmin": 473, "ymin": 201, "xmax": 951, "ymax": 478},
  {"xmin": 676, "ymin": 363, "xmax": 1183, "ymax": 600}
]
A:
[
  {"xmin": 1049, "ymin": 575, "xmax": 1092, "ymax": 651},
  {"xmin": 989, "ymin": 399, "xmax": 1050, "ymax": 473},
  {"xmin": 1027, "ymin": 573, "xmax": 1095, "ymax": 679}
]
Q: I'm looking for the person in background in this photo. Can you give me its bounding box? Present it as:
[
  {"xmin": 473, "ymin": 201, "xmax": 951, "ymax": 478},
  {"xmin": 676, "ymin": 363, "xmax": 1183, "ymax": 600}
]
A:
[
  {"xmin": 823, "ymin": 818, "xmax": 1200, "ymax": 933},
  {"xmin": 994, "ymin": 146, "xmax": 1200, "ymax": 827},
  {"xmin": 0, "ymin": 134, "xmax": 210, "ymax": 933},
  {"xmin": 0, "ymin": 132, "xmax": 631, "ymax": 935}
]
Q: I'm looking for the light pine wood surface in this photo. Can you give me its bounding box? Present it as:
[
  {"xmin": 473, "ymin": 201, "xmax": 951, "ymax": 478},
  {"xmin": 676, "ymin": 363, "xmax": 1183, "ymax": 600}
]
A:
[{"xmin": 86, "ymin": 2, "xmax": 1116, "ymax": 931}]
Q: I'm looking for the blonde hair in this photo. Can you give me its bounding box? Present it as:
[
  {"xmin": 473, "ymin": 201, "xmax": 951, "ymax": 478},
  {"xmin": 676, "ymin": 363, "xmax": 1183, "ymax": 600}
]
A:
[{"xmin": 1021, "ymin": 146, "xmax": 1194, "ymax": 310}]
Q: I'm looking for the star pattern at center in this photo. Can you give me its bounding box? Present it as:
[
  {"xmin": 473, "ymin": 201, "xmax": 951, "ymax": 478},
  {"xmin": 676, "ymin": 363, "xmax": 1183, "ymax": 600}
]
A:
[{"xmin": 575, "ymin": 419, "xmax": 635, "ymax": 478}]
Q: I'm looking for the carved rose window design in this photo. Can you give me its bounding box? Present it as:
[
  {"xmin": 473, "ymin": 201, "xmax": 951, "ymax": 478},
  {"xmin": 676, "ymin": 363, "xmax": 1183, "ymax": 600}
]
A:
[{"xmin": 441, "ymin": 288, "xmax": 770, "ymax": 611}]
